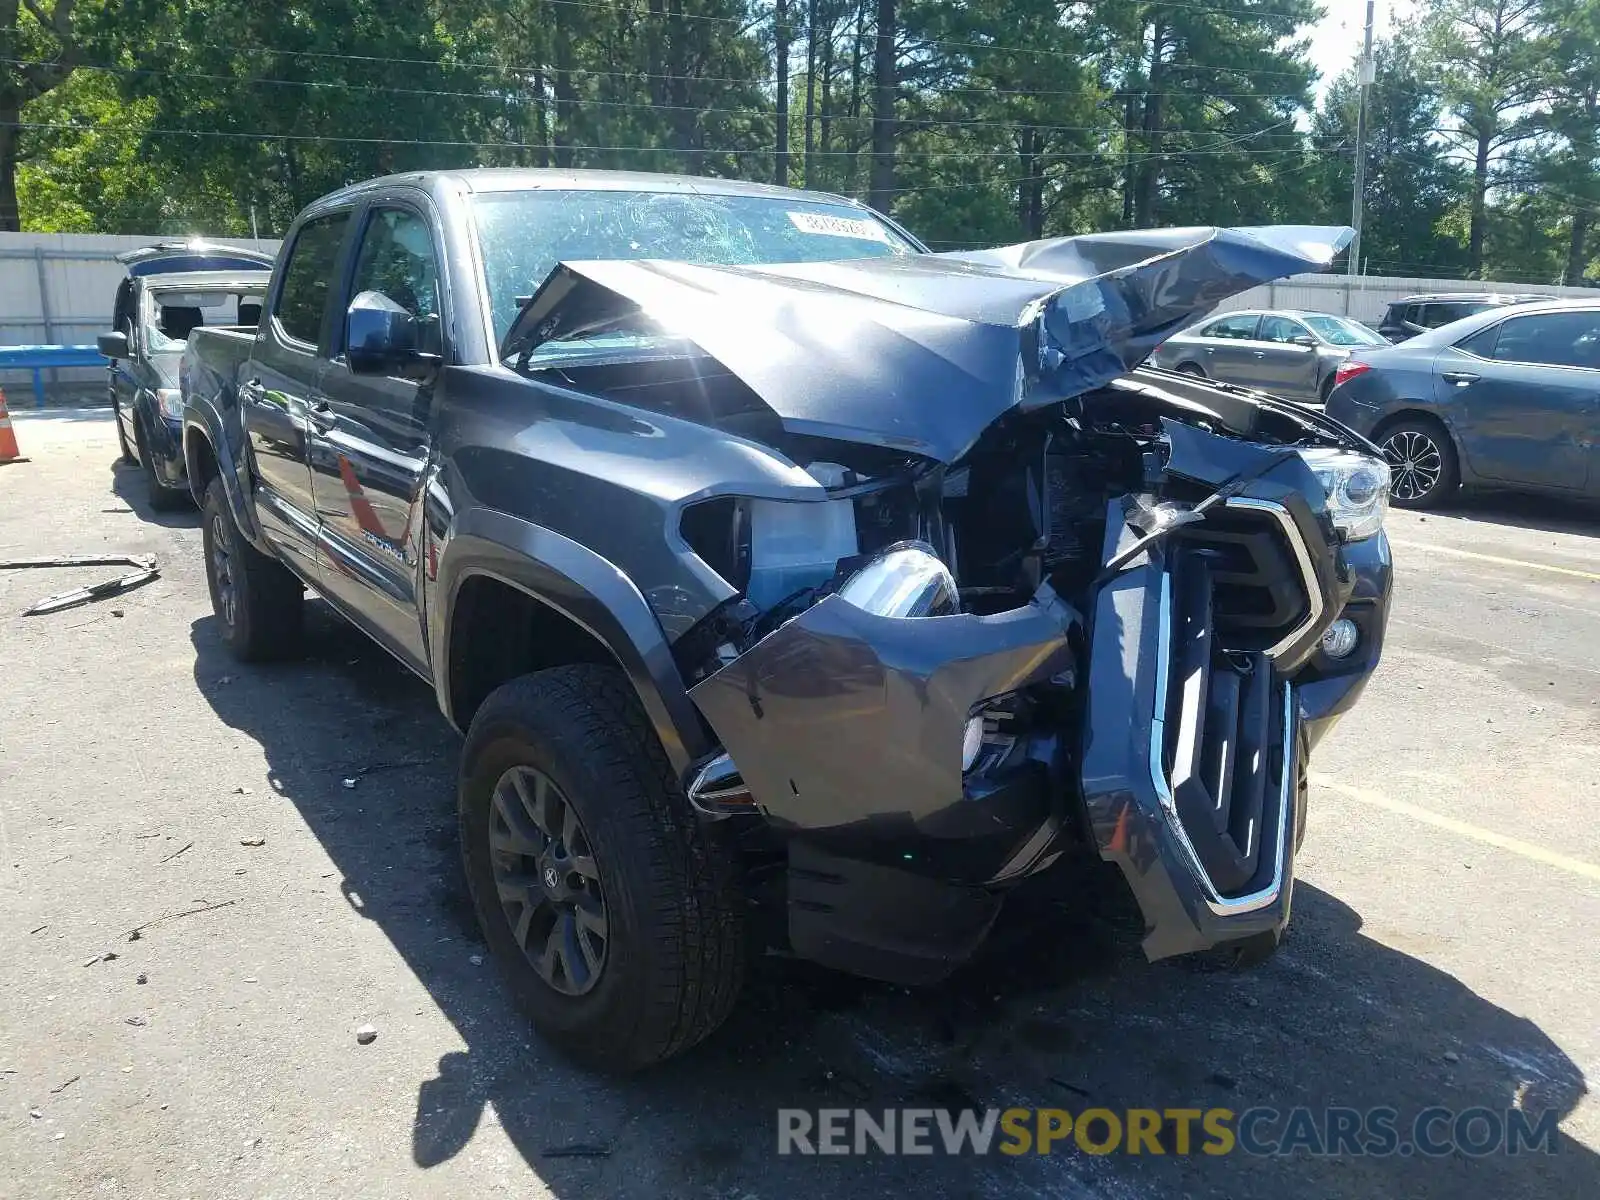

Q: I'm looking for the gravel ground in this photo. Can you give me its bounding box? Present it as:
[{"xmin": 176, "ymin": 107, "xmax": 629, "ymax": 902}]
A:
[{"xmin": 2, "ymin": 410, "xmax": 1597, "ymax": 1199}]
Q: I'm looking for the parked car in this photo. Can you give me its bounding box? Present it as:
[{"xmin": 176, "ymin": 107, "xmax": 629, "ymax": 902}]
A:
[
  {"xmin": 181, "ymin": 170, "xmax": 1391, "ymax": 1070},
  {"xmin": 98, "ymin": 241, "xmax": 273, "ymax": 509},
  {"xmin": 1375, "ymin": 292, "xmax": 1547, "ymax": 343},
  {"xmin": 1326, "ymin": 299, "xmax": 1600, "ymax": 508},
  {"xmin": 1148, "ymin": 308, "xmax": 1388, "ymax": 404}
]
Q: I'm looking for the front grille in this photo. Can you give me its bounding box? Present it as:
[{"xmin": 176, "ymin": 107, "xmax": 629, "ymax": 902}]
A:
[
  {"xmin": 1173, "ymin": 504, "xmax": 1310, "ymax": 654},
  {"xmin": 1158, "ymin": 549, "xmax": 1293, "ymax": 900}
]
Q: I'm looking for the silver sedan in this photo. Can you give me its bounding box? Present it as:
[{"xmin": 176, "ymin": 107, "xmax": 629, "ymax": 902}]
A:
[{"xmin": 1148, "ymin": 309, "xmax": 1388, "ymax": 405}]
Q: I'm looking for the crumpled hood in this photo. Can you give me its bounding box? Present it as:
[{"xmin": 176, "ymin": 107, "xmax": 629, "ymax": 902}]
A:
[{"xmin": 503, "ymin": 225, "xmax": 1354, "ymax": 462}]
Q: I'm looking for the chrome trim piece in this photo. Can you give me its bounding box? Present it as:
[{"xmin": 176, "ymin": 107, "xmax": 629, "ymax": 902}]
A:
[
  {"xmin": 1149, "ymin": 569, "xmax": 1295, "ymax": 916},
  {"xmin": 1222, "ymin": 495, "xmax": 1324, "ymax": 659},
  {"xmin": 687, "ymin": 752, "xmax": 753, "ymax": 817}
]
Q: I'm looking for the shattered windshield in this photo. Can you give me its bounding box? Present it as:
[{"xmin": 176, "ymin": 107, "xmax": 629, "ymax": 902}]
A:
[{"xmin": 471, "ymin": 188, "xmax": 917, "ymax": 342}]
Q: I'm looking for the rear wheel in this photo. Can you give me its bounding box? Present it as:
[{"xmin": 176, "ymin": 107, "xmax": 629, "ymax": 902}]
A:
[
  {"xmin": 201, "ymin": 475, "xmax": 304, "ymax": 660},
  {"xmin": 459, "ymin": 665, "xmax": 745, "ymax": 1072},
  {"xmin": 1175, "ymin": 362, "xmax": 1206, "ymax": 379},
  {"xmin": 1377, "ymin": 418, "xmax": 1458, "ymax": 509}
]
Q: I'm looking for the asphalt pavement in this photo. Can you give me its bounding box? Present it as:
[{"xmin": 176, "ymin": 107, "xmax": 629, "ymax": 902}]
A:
[{"xmin": 1, "ymin": 410, "xmax": 1596, "ymax": 1199}]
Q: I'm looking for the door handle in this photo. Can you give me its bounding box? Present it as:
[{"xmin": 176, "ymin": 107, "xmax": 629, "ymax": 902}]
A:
[
  {"xmin": 307, "ymin": 399, "xmax": 336, "ymax": 431},
  {"xmin": 1442, "ymin": 371, "xmax": 1479, "ymax": 386},
  {"xmin": 1252, "ymin": 350, "xmax": 1267, "ymax": 358}
]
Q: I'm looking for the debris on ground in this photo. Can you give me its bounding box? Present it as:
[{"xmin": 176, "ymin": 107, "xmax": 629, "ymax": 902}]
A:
[
  {"xmin": 49, "ymin": 1075, "xmax": 79, "ymax": 1095},
  {"xmin": 355, "ymin": 1024, "xmax": 378, "ymax": 1045},
  {"xmin": 239, "ymin": 836, "xmax": 266, "ymax": 847},
  {"xmin": 125, "ymin": 898, "xmax": 238, "ymax": 942},
  {"xmin": 469, "ymin": 955, "xmax": 483, "ymax": 967},
  {"xmin": 1, "ymin": 553, "xmax": 160, "ymax": 616},
  {"xmin": 29, "ymin": 1109, "xmax": 42, "ymax": 1119},
  {"xmin": 136, "ymin": 974, "xmax": 148, "ymax": 985},
  {"xmin": 1443, "ymin": 1050, "xmax": 1461, "ymax": 1064},
  {"xmin": 541, "ymin": 1144, "xmax": 614, "ymax": 1159},
  {"xmin": 82, "ymin": 952, "xmax": 119, "ymax": 967},
  {"xmin": 125, "ymin": 1016, "xmax": 147, "ymax": 1027},
  {"xmin": 157, "ymin": 841, "xmax": 193, "ymax": 864},
  {"xmin": 233, "ymin": 786, "xmax": 252, "ymax": 795},
  {"xmin": 28, "ymin": 925, "xmax": 46, "ymax": 935},
  {"xmin": 341, "ymin": 778, "xmax": 358, "ymax": 789}
]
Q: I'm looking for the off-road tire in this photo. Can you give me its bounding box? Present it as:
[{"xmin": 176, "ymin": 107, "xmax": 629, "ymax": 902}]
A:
[
  {"xmin": 201, "ymin": 475, "xmax": 304, "ymax": 660},
  {"xmin": 459, "ymin": 665, "xmax": 745, "ymax": 1072},
  {"xmin": 113, "ymin": 402, "xmax": 137, "ymax": 465},
  {"xmin": 138, "ymin": 417, "xmax": 190, "ymax": 511}
]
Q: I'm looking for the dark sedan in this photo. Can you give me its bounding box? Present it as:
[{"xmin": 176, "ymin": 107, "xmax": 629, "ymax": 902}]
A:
[
  {"xmin": 1148, "ymin": 308, "xmax": 1388, "ymax": 405},
  {"xmin": 1326, "ymin": 300, "xmax": 1600, "ymax": 507}
]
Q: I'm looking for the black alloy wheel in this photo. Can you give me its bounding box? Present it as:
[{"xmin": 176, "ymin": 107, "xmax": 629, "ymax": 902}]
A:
[{"xmin": 488, "ymin": 764, "xmax": 609, "ymax": 996}]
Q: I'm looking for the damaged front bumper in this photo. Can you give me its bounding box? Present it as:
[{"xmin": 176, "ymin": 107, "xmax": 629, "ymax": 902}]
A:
[{"xmin": 685, "ymin": 487, "xmax": 1388, "ymax": 985}]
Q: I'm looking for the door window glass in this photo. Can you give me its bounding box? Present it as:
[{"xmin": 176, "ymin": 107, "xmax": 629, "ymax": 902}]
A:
[
  {"xmin": 348, "ymin": 207, "xmax": 443, "ymax": 356},
  {"xmin": 1456, "ymin": 323, "xmax": 1501, "ymax": 359},
  {"xmin": 275, "ymin": 212, "xmax": 351, "ymax": 346},
  {"xmin": 1203, "ymin": 313, "xmax": 1260, "ymax": 340},
  {"xmin": 1486, "ymin": 311, "xmax": 1600, "ymax": 369},
  {"xmin": 1258, "ymin": 315, "xmax": 1310, "ymax": 343},
  {"xmin": 1420, "ymin": 301, "xmax": 1484, "ymax": 328}
]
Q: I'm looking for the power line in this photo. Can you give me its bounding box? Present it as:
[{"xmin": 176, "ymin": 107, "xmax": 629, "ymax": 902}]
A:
[
  {"xmin": 4, "ymin": 117, "xmax": 1305, "ymax": 160},
  {"xmin": 1, "ymin": 17, "xmax": 1322, "ymax": 85}
]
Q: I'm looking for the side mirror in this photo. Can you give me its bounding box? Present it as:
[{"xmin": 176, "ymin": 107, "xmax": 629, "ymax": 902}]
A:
[
  {"xmin": 346, "ymin": 290, "xmax": 437, "ymax": 378},
  {"xmin": 97, "ymin": 330, "xmax": 130, "ymax": 361},
  {"xmin": 1290, "ymin": 334, "xmax": 1318, "ymax": 347}
]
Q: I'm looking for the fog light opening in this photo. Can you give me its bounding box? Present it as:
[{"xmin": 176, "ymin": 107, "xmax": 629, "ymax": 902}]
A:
[{"xmin": 1320, "ymin": 617, "xmax": 1359, "ymax": 659}]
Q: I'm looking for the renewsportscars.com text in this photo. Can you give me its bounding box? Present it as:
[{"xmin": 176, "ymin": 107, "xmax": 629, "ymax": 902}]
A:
[{"xmin": 776, "ymin": 1106, "xmax": 1560, "ymax": 1157}]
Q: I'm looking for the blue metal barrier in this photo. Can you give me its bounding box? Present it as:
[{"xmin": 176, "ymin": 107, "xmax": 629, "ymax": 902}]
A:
[{"xmin": 0, "ymin": 345, "xmax": 108, "ymax": 408}]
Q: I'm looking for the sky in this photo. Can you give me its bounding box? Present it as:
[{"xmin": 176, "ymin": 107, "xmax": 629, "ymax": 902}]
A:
[{"xmin": 1307, "ymin": 0, "xmax": 1418, "ymax": 94}]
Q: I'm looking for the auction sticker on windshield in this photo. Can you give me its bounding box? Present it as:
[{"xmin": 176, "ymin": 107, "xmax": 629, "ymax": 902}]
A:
[{"xmin": 788, "ymin": 211, "xmax": 892, "ymax": 243}]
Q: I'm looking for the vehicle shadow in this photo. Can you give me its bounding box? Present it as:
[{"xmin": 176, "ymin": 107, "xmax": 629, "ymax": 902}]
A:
[
  {"xmin": 108, "ymin": 459, "xmax": 200, "ymax": 528},
  {"xmin": 188, "ymin": 610, "xmax": 1597, "ymax": 1199},
  {"xmin": 1436, "ymin": 489, "xmax": 1600, "ymax": 537}
]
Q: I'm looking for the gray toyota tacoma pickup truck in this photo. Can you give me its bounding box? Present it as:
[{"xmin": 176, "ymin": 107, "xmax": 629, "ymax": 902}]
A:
[{"xmin": 182, "ymin": 169, "xmax": 1393, "ymax": 1071}]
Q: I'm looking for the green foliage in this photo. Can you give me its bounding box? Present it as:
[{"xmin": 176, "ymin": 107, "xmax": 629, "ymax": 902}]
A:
[{"xmin": 3, "ymin": 0, "xmax": 1597, "ymax": 285}]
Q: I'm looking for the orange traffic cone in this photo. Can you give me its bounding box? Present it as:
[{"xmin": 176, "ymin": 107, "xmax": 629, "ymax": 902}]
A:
[{"xmin": 0, "ymin": 387, "xmax": 27, "ymax": 465}]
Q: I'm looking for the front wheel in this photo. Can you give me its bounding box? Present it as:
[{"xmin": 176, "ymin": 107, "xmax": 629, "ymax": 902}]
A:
[
  {"xmin": 201, "ymin": 476, "xmax": 304, "ymax": 660},
  {"xmin": 113, "ymin": 402, "xmax": 137, "ymax": 465},
  {"xmin": 459, "ymin": 665, "xmax": 745, "ymax": 1072},
  {"xmin": 139, "ymin": 418, "xmax": 190, "ymax": 511},
  {"xmin": 1377, "ymin": 418, "xmax": 1459, "ymax": 509}
]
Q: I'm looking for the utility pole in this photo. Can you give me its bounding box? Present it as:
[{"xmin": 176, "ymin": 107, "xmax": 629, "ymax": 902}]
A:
[
  {"xmin": 1347, "ymin": 0, "xmax": 1377, "ymax": 277},
  {"xmin": 776, "ymin": 0, "xmax": 791, "ymax": 186}
]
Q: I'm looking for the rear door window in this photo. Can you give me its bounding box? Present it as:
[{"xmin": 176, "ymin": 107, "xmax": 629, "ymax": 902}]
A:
[
  {"xmin": 1456, "ymin": 323, "xmax": 1501, "ymax": 359},
  {"xmin": 274, "ymin": 212, "xmax": 352, "ymax": 348},
  {"xmin": 1485, "ymin": 311, "xmax": 1600, "ymax": 369},
  {"xmin": 1203, "ymin": 313, "xmax": 1261, "ymax": 340}
]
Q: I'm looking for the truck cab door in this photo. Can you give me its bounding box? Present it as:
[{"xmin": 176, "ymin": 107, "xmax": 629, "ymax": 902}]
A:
[
  {"xmin": 244, "ymin": 210, "xmax": 353, "ymax": 577},
  {"xmin": 307, "ymin": 203, "xmax": 443, "ymax": 672}
]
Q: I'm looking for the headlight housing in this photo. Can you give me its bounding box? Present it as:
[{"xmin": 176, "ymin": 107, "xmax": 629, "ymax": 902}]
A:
[
  {"xmin": 156, "ymin": 388, "xmax": 184, "ymax": 421},
  {"xmin": 1298, "ymin": 447, "xmax": 1388, "ymax": 541}
]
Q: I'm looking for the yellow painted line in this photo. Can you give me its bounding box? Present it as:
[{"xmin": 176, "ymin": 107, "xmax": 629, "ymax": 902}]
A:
[
  {"xmin": 1311, "ymin": 772, "xmax": 1600, "ymax": 884},
  {"xmin": 1387, "ymin": 538, "xmax": 1600, "ymax": 583}
]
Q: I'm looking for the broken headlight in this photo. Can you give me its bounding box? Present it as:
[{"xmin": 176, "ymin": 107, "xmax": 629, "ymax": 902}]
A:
[
  {"xmin": 836, "ymin": 541, "xmax": 958, "ymax": 618},
  {"xmin": 1298, "ymin": 448, "xmax": 1389, "ymax": 541}
]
